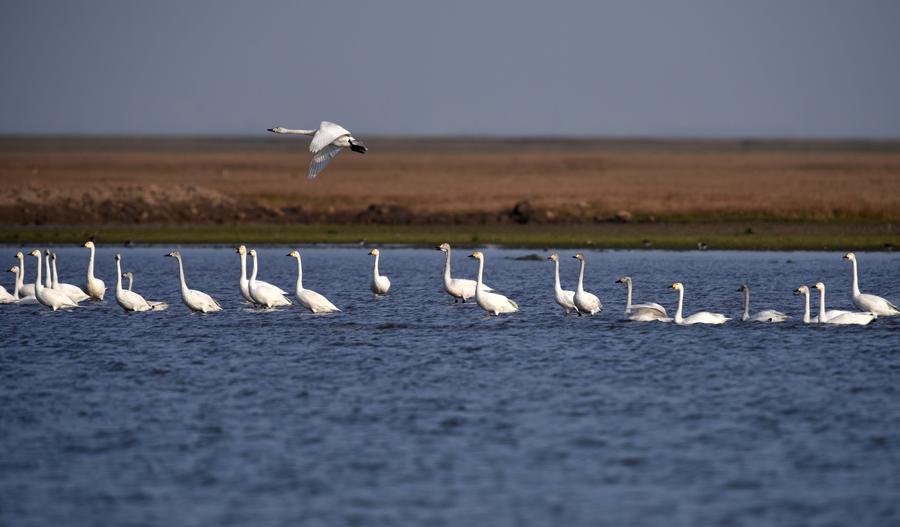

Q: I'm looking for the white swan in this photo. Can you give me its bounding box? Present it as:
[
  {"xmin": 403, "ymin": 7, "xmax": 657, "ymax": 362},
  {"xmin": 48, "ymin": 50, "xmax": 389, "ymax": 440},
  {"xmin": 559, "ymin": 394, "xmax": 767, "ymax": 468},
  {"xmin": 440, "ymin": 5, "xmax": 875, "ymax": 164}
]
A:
[
  {"xmin": 794, "ymin": 285, "xmax": 813, "ymax": 323},
  {"xmin": 268, "ymin": 121, "xmax": 368, "ymax": 179},
  {"xmin": 7, "ymin": 266, "xmax": 38, "ymax": 304},
  {"xmin": 572, "ymin": 253, "xmax": 602, "ymax": 315},
  {"xmin": 813, "ymin": 281, "xmax": 876, "ymax": 325},
  {"xmin": 670, "ymin": 282, "xmax": 729, "ymax": 325},
  {"xmin": 812, "ymin": 282, "xmax": 852, "ymax": 322},
  {"xmin": 287, "ymin": 249, "xmax": 340, "ymax": 313},
  {"xmin": 123, "ymin": 271, "xmax": 133, "ymax": 291},
  {"xmin": 468, "ymin": 251, "xmax": 518, "ymax": 315},
  {"xmin": 236, "ymin": 245, "xmax": 288, "ymax": 304},
  {"xmin": 369, "ymin": 248, "xmax": 391, "ymax": 295},
  {"xmin": 166, "ymin": 251, "xmax": 222, "ymax": 313},
  {"xmin": 0, "ymin": 278, "xmax": 14, "ymax": 303},
  {"xmin": 247, "ymin": 249, "xmax": 291, "ymax": 308},
  {"xmin": 547, "ymin": 254, "xmax": 576, "ymax": 314},
  {"xmin": 114, "ymin": 255, "xmax": 168, "ymax": 312},
  {"xmin": 616, "ymin": 276, "xmax": 668, "ymax": 321},
  {"xmin": 843, "ymin": 252, "xmax": 899, "ymax": 316},
  {"xmin": 43, "ymin": 250, "xmax": 52, "ymax": 289},
  {"xmin": 437, "ymin": 243, "xmax": 492, "ymax": 302},
  {"xmin": 50, "ymin": 252, "xmax": 90, "ymax": 303},
  {"xmin": 82, "ymin": 240, "xmax": 106, "ymax": 300},
  {"xmin": 30, "ymin": 250, "xmax": 77, "ymax": 310},
  {"xmin": 14, "ymin": 251, "xmax": 36, "ymax": 298},
  {"xmin": 738, "ymin": 284, "xmax": 788, "ymax": 322}
]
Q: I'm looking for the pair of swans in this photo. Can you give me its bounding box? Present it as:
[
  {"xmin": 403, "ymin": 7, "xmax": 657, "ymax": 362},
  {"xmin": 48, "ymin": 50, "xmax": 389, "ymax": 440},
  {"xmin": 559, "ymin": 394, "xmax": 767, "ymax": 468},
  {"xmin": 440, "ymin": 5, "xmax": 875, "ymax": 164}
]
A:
[
  {"xmin": 794, "ymin": 283, "xmax": 876, "ymax": 325},
  {"xmin": 844, "ymin": 252, "xmax": 899, "ymax": 316},
  {"xmin": 82, "ymin": 241, "xmax": 106, "ymax": 301},
  {"xmin": 369, "ymin": 248, "xmax": 391, "ymax": 295},
  {"xmin": 669, "ymin": 282, "xmax": 730, "ymax": 325},
  {"xmin": 113, "ymin": 254, "xmax": 167, "ymax": 312},
  {"xmin": 738, "ymin": 284, "xmax": 789, "ymax": 323},
  {"xmin": 236, "ymin": 245, "xmax": 291, "ymax": 308},
  {"xmin": 546, "ymin": 254, "xmax": 601, "ymax": 315},
  {"xmin": 29, "ymin": 250, "xmax": 77, "ymax": 310},
  {"xmin": 167, "ymin": 251, "xmax": 222, "ymax": 313},
  {"xmin": 268, "ymin": 121, "xmax": 367, "ymax": 179},
  {"xmin": 437, "ymin": 243, "xmax": 491, "ymax": 302},
  {"xmin": 14, "ymin": 251, "xmax": 36, "ymax": 298},
  {"xmin": 467, "ymin": 252, "xmax": 518, "ymax": 315}
]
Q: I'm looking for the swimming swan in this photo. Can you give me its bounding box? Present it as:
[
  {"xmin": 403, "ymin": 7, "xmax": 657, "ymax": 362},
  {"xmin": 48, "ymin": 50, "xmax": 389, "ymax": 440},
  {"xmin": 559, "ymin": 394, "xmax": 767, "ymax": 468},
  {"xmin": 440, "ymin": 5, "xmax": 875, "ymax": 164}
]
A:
[
  {"xmin": 738, "ymin": 284, "xmax": 788, "ymax": 322},
  {"xmin": 50, "ymin": 253, "xmax": 90, "ymax": 303},
  {"xmin": 114, "ymin": 255, "xmax": 168, "ymax": 312},
  {"xmin": 369, "ymin": 248, "xmax": 391, "ymax": 295},
  {"xmin": 468, "ymin": 251, "xmax": 518, "ymax": 315},
  {"xmin": 843, "ymin": 252, "xmax": 899, "ymax": 316},
  {"xmin": 572, "ymin": 253, "xmax": 602, "ymax": 315},
  {"xmin": 14, "ymin": 251, "xmax": 36, "ymax": 298},
  {"xmin": 7, "ymin": 266, "xmax": 38, "ymax": 304},
  {"xmin": 166, "ymin": 251, "xmax": 222, "ymax": 313},
  {"xmin": 616, "ymin": 276, "xmax": 668, "ymax": 321},
  {"xmin": 247, "ymin": 249, "xmax": 291, "ymax": 308},
  {"xmin": 437, "ymin": 243, "xmax": 492, "ymax": 302},
  {"xmin": 0, "ymin": 275, "xmax": 14, "ymax": 303},
  {"xmin": 82, "ymin": 240, "xmax": 106, "ymax": 300},
  {"xmin": 268, "ymin": 121, "xmax": 367, "ymax": 179},
  {"xmin": 236, "ymin": 245, "xmax": 288, "ymax": 304},
  {"xmin": 669, "ymin": 282, "xmax": 729, "ymax": 325},
  {"xmin": 547, "ymin": 254, "xmax": 576, "ymax": 314},
  {"xmin": 287, "ymin": 249, "xmax": 340, "ymax": 313},
  {"xmin": 794, "ymin": 285, "xmax": 813, "ymax": 323},
  {"xmin": 813, "ymin": 281, "xmax": 876, "ymax": 325},
  {"xmin": 30, "ymin": 250, "xmax": 77, "ymax": 310}
]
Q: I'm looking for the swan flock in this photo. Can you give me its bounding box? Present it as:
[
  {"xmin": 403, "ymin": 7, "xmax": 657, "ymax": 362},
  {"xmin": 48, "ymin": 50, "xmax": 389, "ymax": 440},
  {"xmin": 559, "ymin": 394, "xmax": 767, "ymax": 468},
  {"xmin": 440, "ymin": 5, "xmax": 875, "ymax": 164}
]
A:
[{"xmin": 3, "ymin": 242, "xmax": 896, "ymax": 326}]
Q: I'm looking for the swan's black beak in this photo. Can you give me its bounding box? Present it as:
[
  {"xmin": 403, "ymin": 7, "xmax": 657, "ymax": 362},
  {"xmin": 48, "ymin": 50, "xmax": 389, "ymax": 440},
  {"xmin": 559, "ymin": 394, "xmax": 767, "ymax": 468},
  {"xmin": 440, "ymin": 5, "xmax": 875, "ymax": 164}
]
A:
[
  {"xmin": 350, "ymin": 140, "xmax": 367, "ymax": 154},
  {"xmin": 615, "ymin": 278, "xmax": 623, "ymax": 283},
  {"xmin": 793, "ymin": 289, "xmax": 801, "ymax": 295},
  {"xmin": 267, "ymin": 128, "xmax": 276, "ymax": 133}
]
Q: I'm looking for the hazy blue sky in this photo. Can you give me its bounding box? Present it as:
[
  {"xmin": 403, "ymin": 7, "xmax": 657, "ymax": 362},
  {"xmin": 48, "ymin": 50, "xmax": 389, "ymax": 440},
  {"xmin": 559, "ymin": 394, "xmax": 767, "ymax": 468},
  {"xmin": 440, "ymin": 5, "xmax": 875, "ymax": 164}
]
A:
[{"xmin": 2, "ymin": 0, "xmax": 899, "ymax": 137}]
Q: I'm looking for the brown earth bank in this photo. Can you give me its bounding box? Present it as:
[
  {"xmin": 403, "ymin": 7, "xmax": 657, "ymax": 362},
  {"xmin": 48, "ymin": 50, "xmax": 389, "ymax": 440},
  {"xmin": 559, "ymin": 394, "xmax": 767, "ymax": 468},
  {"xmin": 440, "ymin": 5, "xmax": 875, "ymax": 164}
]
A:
[{"xmin": 2, "ymin": 137, "xmax": 900, "ymax": 226}]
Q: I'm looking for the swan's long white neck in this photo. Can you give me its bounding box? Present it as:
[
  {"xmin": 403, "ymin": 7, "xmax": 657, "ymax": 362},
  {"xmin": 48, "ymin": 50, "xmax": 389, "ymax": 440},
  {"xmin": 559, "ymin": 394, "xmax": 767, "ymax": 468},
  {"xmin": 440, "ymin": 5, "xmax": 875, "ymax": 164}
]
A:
[
  {"xmin": 741, "ymin": 289, "xmax": 750, "ymax": 321},
  {"xmin": 51, "ymin": 256, "xmax": 60, "ymax": 289},
  {"xmin": 476, "ymin": 257, "xmax": 484, "ymax": 294},
  {"xmin": 115, "ymin": 258, "xmax": 123, "ymax": 292},
  {"xmin": 87, "ymin": 245, "xmax": 96, "ymax": 281},
  {"xmin": 17, "ymin": 253, "xmax": 26, "ymax": 288},
  {"xmin": 126, "ymin": 274, "xmax": 133, "ymax": 291},
  {"xmin": 175, "ymin": 256, "xmax": 189, "ymax": 293},
  {"xmin": 850, "ymin": 258, "xmax": 861, "ymax": 297},
  {"xmin": 576, "ymin": 259, "xmax": 586, "ymax": 293},
  {"xmin": 801, "ymin": 290, "xmax": 810, "ymax": 323},
  {"xmin": 294, "ymin": 255, "xmax": 304, "ymax": 292},
  {"xmin": 250, "ymin": 253, "xmax": 258, "ymax": 284},
  {"xmin": 817, "ymin": 286, "xmax": 827, "ymax": 321},
  {"xmin": 674, "ymin": 288, "xmax": 684, "ymax": 323},
  {"xmin": 14, "ymin": 265, "xmax": 23, "ymax": 299},
  {"xmin": 553, "ymin": 260, "xmax": 563, "ymax": 295},
  {"xmin": 239, "ymin": 252, "xmax": 248, "ymax": 283},
  {"xmin": 443, "ymin": 250, "xmax": 452, "ymax": 287},
  {"xmin": 34, "ymin": 253, "xmax": 43, "ymax": 293},
  {"xmin": 373, "ymin": 253, "xmax": 381, "ymax": 278},
  {"xmin": 624, "ymin": 280, "xmax": 633, "ymax": 312},
  {"xmin": 44, "ymin": 253, "xmax": 52, "ymax": 288},
  {"xmin": 278, "ymin": 128, "xmax": 316, "ymax": 136}
]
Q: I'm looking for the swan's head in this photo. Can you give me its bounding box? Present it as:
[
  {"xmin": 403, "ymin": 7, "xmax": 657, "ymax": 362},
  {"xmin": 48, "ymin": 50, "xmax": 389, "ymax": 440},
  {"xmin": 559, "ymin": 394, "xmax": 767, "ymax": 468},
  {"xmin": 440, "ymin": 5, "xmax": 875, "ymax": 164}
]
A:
[
  {"xmin": 738, "ymin": 284, "xmax": 749, "ymax": 293},
  {"xmin": 29, "ymin": 249, "xmax": 40, "ymax": 258},
  {"xmin": 236, "ymin": 245, "xmax": 247, "ymax": 255},
  {"xmin": 83, "ymin": 240, "xmax": 95, "ymax": 249},
  {"xmin": 166, "ymin": 251, "xmax": 180, "ymax": 259},
  {"xmin": 573, "ymin": 253, "xmax": 585, "ymax": 261},
  {"xmin": 468, "ymin": 251, "xmax": 484, "ymax": 261},
  {"xmin": 267, "ymin": 127, "xmax": 287, "ymax": 134},
  {"xmin": 44, "ymin": 249, "xmax": 51, "ymax": 257},
  {"xmin": 122, "ymin": 272, "xmax": 133, "ymax": 279},
  {"xmin": 436, "ymin": 243, "xmax": 451, "ymax": 252},
  {"xmin": 15, "ymin": 251, "xmax": 23, "ymax": 259},
  {"xmin": 615, "ymin": 276, "xmax": 631, "ymax": 284},
  {"xmin": 287, "ymin": 249, "xmax": 300, "ymax": 258},
  {"xmin": 794, "ymin": 285, "xmax": 809, "ymax": 295},
  {"xmin": 9, "ymin": 266, "xmax": 18, "ymax": 273},
  {"xmin": 369, "ymin": 248, "xmax": 380, "ymax": 256},
  {"xmin": 670, "ymin": 282, "xmax": 684, "ymax": 291},
  {"xmin": 50, "ymin": 252, "xmax": 57, "ymax": 261},
  {"xmin": 814, "ymin": 281, "xmax": 825, "ymax": 291},
  {"xmin": 548, "ymin": 254, "xmax": 559, "ymax": 262},
  {"xmin": 115, "ymin": 253, "xmax": 121, "ymax": 262},
  {"xmin": 349, "ymin": 137, "xmax": 368, "ymax": 154},
  {"xmin": 249, "ymin": 249, "xmax": 257, "ymax": 257},
  {"xmin": 843, "ymin": 252, "xmax": 856, "ymax": 262}
]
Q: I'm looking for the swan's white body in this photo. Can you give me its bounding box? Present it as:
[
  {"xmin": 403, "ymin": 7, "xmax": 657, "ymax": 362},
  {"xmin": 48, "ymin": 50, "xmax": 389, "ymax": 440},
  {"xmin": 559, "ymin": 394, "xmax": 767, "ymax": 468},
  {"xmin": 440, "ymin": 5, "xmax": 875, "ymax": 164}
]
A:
[
  {"xmin": 572, "ymin": 254, "xmax": 602, "ymax": 315},
  {"xmin": 288, "ymin": 250, "xmax": 340, "ymax": 313},
  {"xmin": 670, "ymin": 282, "xmax": 729, "ymax": 325},
  {"xmin": 0, "ymin": 283, "xmax": 14, "ymax": 303},
  {"xmin": 236, "ymin": 245, "xmax": 287, "ymax": 304},
  {"xmin": 739, "ymin": 284, "xmax": 788, "ymax": 323},
  {"xmin": 247, "ymin": 250, "xmax": 291, "ymax": 308},
  {"xmin": 617, "ymin": 276, "xmax": 668, "ymax": 321},
  {"xmin": 31, "ymin": 251, "xmax": 77, "ymax": 310},
  {"xmin": 548, "ymin": 255, "xmax": 576, "ymax": 314},
  {"xmin": 14, "ymin": 252, "xmax": 36, "ymax": 298},
  {"xmin": 167, "ymin": 251, "xmax": 222, "ymax": 313},
  {"xmin": 469, "ymin": 252, "xmax": 518, "ymax": 315},
  {"xmin": 7, "ymin": 266, "xmax": 38, "ymax": 304},
  {"xmin": 82, "ymin": 241, "xmax": 106, "ymax": 300},
  {"xmin": 814, "ymin": 281, "xmax": 876, "ymax": 325},
  {"xmin": 114, "ymin": 256, "xmax": 167, "ymax": 312},
  {"xmin": 844, "ymin": 253, "xmax": 899, "ymax": 316},
  {"xmin": 438, "ymin": 243, "xmax": 491, "ymax": 301},
  {"xmin": 50, "ymin": 253, "xmax": 90, "ymax": 303},
  {"xmin": 268, "ymin": 121, "xmax": 368, "ymax": 179},
  {"xmin": 369, "ymin": 249, "xmax": 391, "ymax": 295}
]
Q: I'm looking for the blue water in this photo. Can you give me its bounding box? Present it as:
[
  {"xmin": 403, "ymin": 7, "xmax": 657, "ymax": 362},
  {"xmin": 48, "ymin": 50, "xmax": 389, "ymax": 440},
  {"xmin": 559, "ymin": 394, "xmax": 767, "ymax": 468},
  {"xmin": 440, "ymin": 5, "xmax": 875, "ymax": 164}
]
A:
[{"xmin": 2, "ymin": 246, "xmax": 899, "ymax": 526}]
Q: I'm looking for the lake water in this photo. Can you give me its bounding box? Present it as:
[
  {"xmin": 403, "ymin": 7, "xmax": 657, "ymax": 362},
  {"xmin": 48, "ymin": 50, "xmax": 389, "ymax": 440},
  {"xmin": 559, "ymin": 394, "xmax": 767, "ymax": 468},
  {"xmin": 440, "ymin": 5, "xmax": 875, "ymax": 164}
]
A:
[{"xmin": 2, "ymin": 246, "xmax": 899, "ymax": 526}]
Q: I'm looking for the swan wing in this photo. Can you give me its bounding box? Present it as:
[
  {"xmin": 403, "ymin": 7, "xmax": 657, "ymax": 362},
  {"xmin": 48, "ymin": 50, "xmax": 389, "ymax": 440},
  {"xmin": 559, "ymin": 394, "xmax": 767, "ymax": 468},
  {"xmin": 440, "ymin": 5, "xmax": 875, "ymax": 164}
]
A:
[
  {"xmin": 256, "ymin": 280, "xmax": 289, "ymax": 296},
  {"xmin": 827, "ymin": 312, "xmax": 876, "ymax": 325},
  {"xmin": 307, "ymin": 144, "xmax": 342, "ymax": 179},
  {"xmin": 191, "ymin": 289, "xmax": 221, "ymax": 310},
  {"xmin": 119, "ymin": 290, "xmax": 150, "ymax": 311},
  {"xmin": 309, "ymin": 121, "xmax": 351, "ymax": 153},
  {"xmin": 855, "ymin": 293, "xmax": 900, "ymax": 315},
  {"xmin": 632, "ymin": 302, "xmax": 667, "ymax": 316},
  {"xmin": 299, "ymin": 289, "xmax": 340, "ymax": 313},
  {"xmin": 20, "ymin": 284, "xmax": 36, "ymax": 297},
  {"xmin": 750, "ymin": 310, "xmax": 789, "ymax": 322}
]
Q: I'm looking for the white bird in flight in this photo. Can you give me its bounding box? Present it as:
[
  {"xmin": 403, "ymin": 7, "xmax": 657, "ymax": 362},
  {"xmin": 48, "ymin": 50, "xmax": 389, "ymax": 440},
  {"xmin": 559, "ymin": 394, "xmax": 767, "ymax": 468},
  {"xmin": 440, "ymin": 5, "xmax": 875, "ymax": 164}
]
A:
[{"xmin": 267, "ymin": 121, "xmax": 368, "ymax": 179}]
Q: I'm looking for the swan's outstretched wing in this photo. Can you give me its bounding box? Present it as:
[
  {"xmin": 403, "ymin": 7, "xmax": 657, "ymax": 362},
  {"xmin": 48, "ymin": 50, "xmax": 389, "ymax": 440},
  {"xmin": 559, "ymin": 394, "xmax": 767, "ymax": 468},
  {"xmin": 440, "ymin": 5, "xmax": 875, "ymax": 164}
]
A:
[
  {"xmin": 309, "ymin": 121, "xmax": 351, "ymax": 153},
  {"xmin": 308, "ymin": 144, "xmax": 342, "ymax": 179}
]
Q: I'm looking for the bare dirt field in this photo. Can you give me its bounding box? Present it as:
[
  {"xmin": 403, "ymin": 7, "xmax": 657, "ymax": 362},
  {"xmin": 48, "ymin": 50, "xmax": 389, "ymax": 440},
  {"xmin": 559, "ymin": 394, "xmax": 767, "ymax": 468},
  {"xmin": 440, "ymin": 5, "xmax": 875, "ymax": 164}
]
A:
[{"xmin": 2, "ymin": 137, "xmax": 899, "ymax": 227}]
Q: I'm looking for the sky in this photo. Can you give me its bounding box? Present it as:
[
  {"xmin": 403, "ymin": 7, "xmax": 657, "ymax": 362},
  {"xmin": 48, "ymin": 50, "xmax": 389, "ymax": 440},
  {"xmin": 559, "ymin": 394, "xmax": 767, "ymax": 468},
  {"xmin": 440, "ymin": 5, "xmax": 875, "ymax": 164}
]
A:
[{"xmin": 1, "ymin": 0, "xmax": 899, "ymax": 138}]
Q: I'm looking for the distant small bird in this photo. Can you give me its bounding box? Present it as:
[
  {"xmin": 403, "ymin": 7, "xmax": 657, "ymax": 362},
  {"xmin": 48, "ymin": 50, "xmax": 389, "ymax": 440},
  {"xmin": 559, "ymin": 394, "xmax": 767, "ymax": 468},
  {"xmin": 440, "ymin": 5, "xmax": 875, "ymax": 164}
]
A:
[
  {"xmin": 697, "ymin": 241, "xmax": 709, "ymax": 251},
  {"xmin": 268, "ymin": 121, "xmax": 367, "ymax": 179}
]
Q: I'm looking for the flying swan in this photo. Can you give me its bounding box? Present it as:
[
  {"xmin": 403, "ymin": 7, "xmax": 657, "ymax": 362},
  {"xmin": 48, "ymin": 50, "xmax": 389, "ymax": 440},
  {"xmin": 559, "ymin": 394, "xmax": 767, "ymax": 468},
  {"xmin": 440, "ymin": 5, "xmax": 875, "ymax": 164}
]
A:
[
  {"xmin": 616, "ymin": 276, "xmax": 668, "ymax": 321},
  {"xmin": 437, "ymin": 243, "xmax": 492, "ymax": 302},
  {"xmin": 468, "ymin": 251, "xmax": 518, "ymax": 315},
  {"xmin": 572, "ymin": 253, "xmax": 602, "ymax": 315},
  {"xmin": 843, "ymin": 252, "xmax": 899, "ymax": 316},
  {"xmin": 166, "ymin": 251, "xmax": 222, "ymax": 313},
  {"xmin": 287, "ymin": 249, "xmax": 340, "ymax": 313},
  {"xmin": 268, "ymin": 121, "xmax": 367, "ymax": 179},
  {"xmin": 738, "ymin": 284, "xmax": 788, "ymax": 322},
  {"xmin": 669, "ymin": 282, "xmax": 729, "ymax": 325},
  {"xmin": 369, "ymin": 249, "xmax": 391, "ymax": 295}
]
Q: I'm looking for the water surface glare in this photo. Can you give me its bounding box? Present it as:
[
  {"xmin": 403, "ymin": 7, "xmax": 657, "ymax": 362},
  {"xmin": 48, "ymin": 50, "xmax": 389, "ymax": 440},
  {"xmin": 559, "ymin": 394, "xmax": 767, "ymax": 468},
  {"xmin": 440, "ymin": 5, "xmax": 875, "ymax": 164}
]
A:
[{"xmin": 2, "ymin": 247, "xmax": 899, "ymax": 526}]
